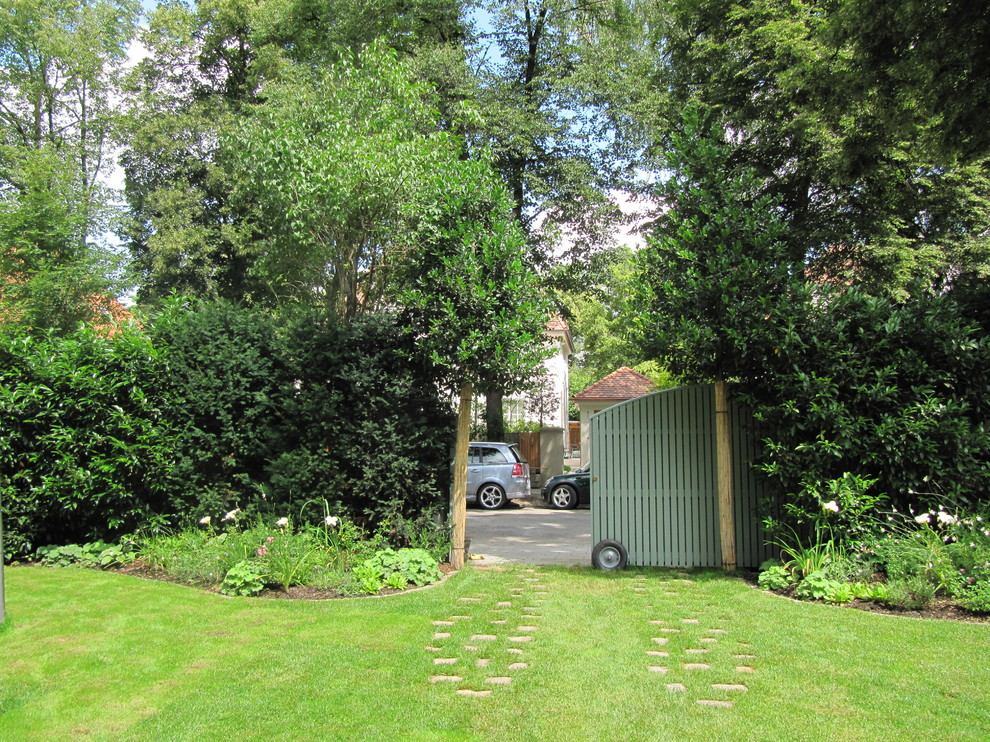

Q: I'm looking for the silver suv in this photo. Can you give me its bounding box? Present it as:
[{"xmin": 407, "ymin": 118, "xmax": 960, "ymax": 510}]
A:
[{"xmin": 467, "ymin": 442, "xmax": 530, "ymax": 510}]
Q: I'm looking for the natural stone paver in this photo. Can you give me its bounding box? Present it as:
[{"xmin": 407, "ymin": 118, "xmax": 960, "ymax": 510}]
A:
[
  {"xmin": 459, "ymin": 597, "xmax": 481, "ymax": 603},
  {"xmin": 509, "ymin": 636, "xmax": 533, "ymax": 642},
  {"xmin": 666, "ymin": 684, "xmax": 687, "ymax": 692},
  {"xmin": 685, "ymin": 649, "xmax": 709, "ymax": 655},
  {"xmin": 647, "ymin": 666, "xmax": 669, "ymax": 673},
  {"xmin": 734, "ymin": 654, "xmax": 756, "ymax": 660},
  {"xmin": 697, "ymin": 700, "xmax": 733, "ymax": 708},
  {"xmin": 681, "ymin": 618, "xmax": 700, "ymax": 624},
  {"xmin": 471, "ymin": 634, "xmax": 498, "ymax": 641},
  {"xmin": 434, "ymin": 658, "xmax": 458, "ymax": 665},
  {"xmin": 497, "ymin": 601, "xmax": 512, "ymax": 607},
  {"xmin": 712, "ymin": 684, "xmax": 748, "ymax": 692},
  {"xmin": 647, "ymin": 651, "xmax": 669, "ymax": 657},
  {"xmin": 456, "ymin": 689, "xmax": 493, "ymax": 697},
  {"xmin": 652, "ymin": 637, "xmax": 669, "ymax": 645},
  {"xmin": 523, "ymin": 607, "xmax": 540, "ymax": 612},
  {"xmin": 700, "ymin": 637, "xmax": 718, "ymax": 643},
  {"xmin": 517, "ymin": 626, "xmax": 537, "ymax": 632},
  {"xmin": 424, "ymin": 646, "xmax": 440, "ymax": 652},
  {"xmin": 736, "ymin": 666, "xmax": 756, "ymax": 673},
  {"xmin": 432, "ymin": 620, "xmax": 454, "ymax": 626},
  {"xmin": 476, "ymin": 659, "xmax": 490, "ymax": 668},
  {"xmin": 491, "ymin": 620, "xmax": 507, "ymax": 625},
  {"xmin": 508, "ymin": 663, "xmax": 528, "ymax": 670},
  {"xmin": 486, "ymin": 677, "xmax": 512, "ymax": 685},
  {"xmin": 660, "ymin": 628, "xmax": 680, "ymax": 633},
  {"xmin": 464, "ymin": 645, "xmax": 478, "ymax": 651},
  {"xmin": 433, "ymin": 632, "xmax": 451, "ymax": 640},
  {"xmin": 707, "ymin": 629, "xmax": 726, "ymax": 634},
  {"xmin": 430, "ymin": 675, "xmax": 462, "ymax": 683},
  {"xmin": 507, "ymin": 648, "xmax": 524, "ymax": 655},
  {"xmin": 683, "ymin": 663, "xmax": 711, "ymax": 670}
]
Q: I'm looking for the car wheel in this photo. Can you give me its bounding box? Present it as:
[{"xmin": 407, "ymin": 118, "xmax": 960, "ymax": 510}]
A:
[
  {"xmin": 548, "ymin": 484, "xmax": 578, "ymax": 510},
  {"xmin": 477, "ymin": 483, "xmax": 507, "ymax": 510},
  {"xmin": 592, "ymin": 539, "xmax": 628, "ymax": 571}
]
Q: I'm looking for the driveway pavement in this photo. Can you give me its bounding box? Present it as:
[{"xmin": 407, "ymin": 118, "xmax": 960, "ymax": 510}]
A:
[{"xmin": 465, "ymin": 494, "xmax": 592, "ymax": 567}]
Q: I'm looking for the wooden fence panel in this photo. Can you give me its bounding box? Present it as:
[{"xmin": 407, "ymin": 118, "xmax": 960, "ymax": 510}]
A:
[{"xmin": 591, "ymin": 384, "xmax": 773, "ymax": 568}]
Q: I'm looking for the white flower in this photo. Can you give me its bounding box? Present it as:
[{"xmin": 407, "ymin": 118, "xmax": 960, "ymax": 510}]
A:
[
  {"xmin": 325, "ymin": 516, "xmax": 339, "ymax": 527},
  {"xmin": 276, "ymin": 517, "xmax": 289, "ymax": 527},
  {"xmin": 199, "ymin": 516, "xmax": 211, "ymax": 525},
  {"xmin": 222, "ymin": 508, "xmax": 241, "ymax": 521},
  {"xmin": 936, "ymin": 511, "xmax": 958, "ymax": 525},
  {"xmin": 914, "ymin": 513, "xmax": 931, "ymax": 524},
  {"xmin": 823, "ymin": 501, "xmax": 839, "ymax": 513}
]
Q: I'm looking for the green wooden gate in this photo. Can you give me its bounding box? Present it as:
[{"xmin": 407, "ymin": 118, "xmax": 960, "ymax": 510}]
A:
[{"xmin": 590, "ymin": 384, "xmax": 774, "ymax": 568}]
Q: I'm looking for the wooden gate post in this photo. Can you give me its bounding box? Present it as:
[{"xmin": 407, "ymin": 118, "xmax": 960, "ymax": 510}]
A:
[
  {"xmin": 450, "ymin": 382, "xmax": 473, "ymax": 570},
  {"xmin": 715, "ymin": 380, "xmax": 737, "ymax": 571}
]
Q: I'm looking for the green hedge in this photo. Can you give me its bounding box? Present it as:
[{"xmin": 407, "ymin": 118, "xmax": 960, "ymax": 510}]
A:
[
  {"xmin": 0, "ymin": 302, "xmax": 456, "ymax": 558},
  {"xmin": 740, "ymin": 286, "xmax": 990, "ymax": 518},
  {"xmin": 0, "ymin": 325, "xmax": 175, "ymax": 556}
]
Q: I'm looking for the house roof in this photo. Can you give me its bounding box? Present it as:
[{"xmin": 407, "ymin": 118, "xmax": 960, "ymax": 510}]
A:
[
  {"xmin": 572, "ymin": 366, "xmax": 656, "ymax": 402},
  {"xmin": 546, "ymin": 315, "xmax": 575, "ymax": 356}
]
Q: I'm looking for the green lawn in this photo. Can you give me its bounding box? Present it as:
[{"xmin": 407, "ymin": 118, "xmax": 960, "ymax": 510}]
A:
[{"xmin": 1, "ymin": 565, "xmax": 987, "ymax": 741}]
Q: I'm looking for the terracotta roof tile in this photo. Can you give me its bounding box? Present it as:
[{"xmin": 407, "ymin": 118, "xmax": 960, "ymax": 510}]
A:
[{"xmin": 572, "ymin": 366, "xmax": 656, "ymax": 402}]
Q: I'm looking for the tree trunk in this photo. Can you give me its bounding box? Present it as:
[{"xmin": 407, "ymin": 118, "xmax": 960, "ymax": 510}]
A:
[
  {"xmin": 450, "ymin": 382, "xmax": 473, "ymax": 570},
  {"xmin": 485, "ymin": 388, "xmax": 505, "ymax": 441}
]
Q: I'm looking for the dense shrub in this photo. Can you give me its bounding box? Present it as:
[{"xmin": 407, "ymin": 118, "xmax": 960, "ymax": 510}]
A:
[
  {"xmin": 0, "ymin": 324, "xmax": 175, "ymax": 557},
  {"xmin": 0, "ymin": 301, "xmax": 457, "ymax": 558},
  {"xmin": 270, "ymin": 310, "xmax": 456, "ymax": 526},
  {"xmin": 148, "ymin": 299, "xmax": 290, "ymax": 518},
  {"xmin": 741, "ymin": 286, "xmax": 990, "ymax": 520}
]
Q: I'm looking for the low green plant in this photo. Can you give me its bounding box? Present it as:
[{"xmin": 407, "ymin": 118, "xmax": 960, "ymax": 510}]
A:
[
  {"xmin": 959, "ymin": 581, "xmax": 990, "ymax": 613},
  {"xmin": 849, "ymin": 581, "xmax": 889, "ymax": 602},
  {"xmin": 769, "ymin": 524, "xmax": 841, "ymax": 580},
  {"xmin": 885, "ymin": 576, "xmax": 937, "ymax": 610},
  {"xmin": 364, "ymin": 547, "xmax": 441, "ymax": 587},
  {"xmin": 352, "ymin": 563, "xmax": 385, "ymax": 594},
  {"xmin": 36, "ymin": 540, "xmax": 136, "ymax": 569},
  {"xmin": 257, "ymin": 520, "xmax": 318, "ymax": 591},
  {"xmin": 757, "ymin": 564, "xmax": 793, "ymax": 591},
  {"xmin": 824, "ymin": 582, "xmax": 856, "ymax": 605},
  {"xmin": 221, "ymin": 560, "xmax": 267, "ymax": 596},
  {"xmin": 794, "ymin": 570, "xmax": 842, "ymax": 601},
  {"xmin": 383, "ymin": 571, "xmax": 409, "ymax": 590}
]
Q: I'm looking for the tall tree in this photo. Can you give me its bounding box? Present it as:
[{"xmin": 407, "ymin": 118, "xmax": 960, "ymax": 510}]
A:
[
  {"xmin": 225, "ymin": 42, "xmax": 476, "ymax": 316},
  {"xmin": 468, "ymin": 0, "xmax": 624, "ymax": 437},
  {"xmin": 0, "ymin": 0, "xmax": 139, "ymax": 330},
  {"xmin": 398, "ymin": 158, "xmax": 550, "ymax": 567},
  {"xmin": 121, "ymin": 0, "xmax": 469, "ymax": 306},
  {"xmin": 589, "ymin": 0, "xmax": 990, "ymax": 296}
]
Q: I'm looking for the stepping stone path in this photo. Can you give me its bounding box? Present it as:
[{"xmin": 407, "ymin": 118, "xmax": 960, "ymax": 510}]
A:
[
  {"xmin": 427, "ymin": 569, "xmax": 545, "ymax": 697},
  {"xmin": 632, "ymin": 572, "xmax": 757, "ymax": 710},
  {"xmin": 428, "ymin": 569, "xmax": 759, "ymax": 706}
]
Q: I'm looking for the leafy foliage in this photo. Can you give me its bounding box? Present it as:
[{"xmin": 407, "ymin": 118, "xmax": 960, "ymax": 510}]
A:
[
  {"xmin": 0, "ymin": 324, "xmax": 174, "ymax": 557},
  {"xmin": 221, "ymin": 560, "xmax": 267, "ymax": 597},
  {"xmin": 147, "ymin": 298, "xmax": 288, "ymax": 518},
  {"xmin": 743, "ymin": 286, "xmax": 990, "ymax": 517}
]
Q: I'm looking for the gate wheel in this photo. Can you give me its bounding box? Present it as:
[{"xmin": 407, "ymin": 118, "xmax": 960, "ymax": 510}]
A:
[{"xmin": 592, "ymin": 539, "xmax": 628, "ymax": 571}]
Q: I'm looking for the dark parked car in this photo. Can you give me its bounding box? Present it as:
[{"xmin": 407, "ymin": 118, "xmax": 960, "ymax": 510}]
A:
[{"xmin": 541, "ymin": 468, "xmax": 590, "ymax": 510}]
